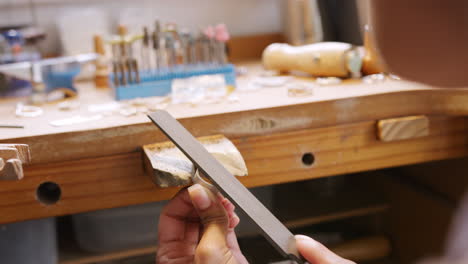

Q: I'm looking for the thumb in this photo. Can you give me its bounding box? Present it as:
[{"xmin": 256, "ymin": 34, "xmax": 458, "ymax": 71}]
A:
[
  {"xmin": 188, "ymin": 184, "xmax": 229, "ymax": 228},
  {"xmin": 295, "ymin": 235, "xmax": 355, "ymax": 264},
  {"xmin": 188, "ymin": 184, "xmax": 232, "ymax": 263}
]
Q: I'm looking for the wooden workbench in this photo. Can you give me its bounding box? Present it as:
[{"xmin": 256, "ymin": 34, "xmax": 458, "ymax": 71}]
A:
[{"xmin": 2, "ymin": 62, "xmax": 468, "ymax": 225}]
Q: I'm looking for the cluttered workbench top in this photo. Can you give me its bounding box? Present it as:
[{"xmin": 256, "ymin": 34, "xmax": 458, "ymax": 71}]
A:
[
  {"xmin": 3, "ymin": 61, "xmax": 468, "ymax": 165},
  {"xmin": 0, "ymin": 62, "xmax": 424, "ymax": 140},
  {"xmin": 1, "ymin": 27, "xmax": 468, "ymax": 237},
  {"xmin": 2, "ymin": 59, "xmax": 468, "ymax": 225}
]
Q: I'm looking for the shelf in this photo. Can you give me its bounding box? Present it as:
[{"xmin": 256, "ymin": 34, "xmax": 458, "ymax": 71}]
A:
[
  {"xmin": 60, "ymin": 177, "xmax": 389, "ymax": 264},
  {"xmin": 274, "ymin": 178, "xmax": 389, "ymax": 230},
  {"xmin": 284, "ymin": 204, "xmax": 389, "ymax": 229},
  {"xmin": 60, "ymin": 244, "xmax": 157, "ymax": 264}
]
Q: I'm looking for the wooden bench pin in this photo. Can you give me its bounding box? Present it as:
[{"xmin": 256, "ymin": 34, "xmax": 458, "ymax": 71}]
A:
[
  {"xmin": 143, "ymin": 135, "xmax": 248, "ymax": 188},
  {"xmin": 0, "ymin": 144, "xmax": 31, "ymax": 181}
]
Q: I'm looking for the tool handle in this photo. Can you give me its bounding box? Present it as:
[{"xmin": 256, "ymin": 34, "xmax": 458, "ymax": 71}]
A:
[
  {"xmin": 362, "ymin": 25, "xmax": 386, "ymax": 75},
  {"xmin": 262, "ymin": 42, "xmax": 357, "ymax": 77}
]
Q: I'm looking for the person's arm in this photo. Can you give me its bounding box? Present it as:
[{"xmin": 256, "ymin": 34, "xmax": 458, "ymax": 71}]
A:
[{"xmin": 370, "ymin": 0, "xmax": 468, "ymax": 87}]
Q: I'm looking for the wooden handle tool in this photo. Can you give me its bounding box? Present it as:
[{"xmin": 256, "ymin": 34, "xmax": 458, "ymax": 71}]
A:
[
  {"xmin": 262, "ymin": 42, "xmax": 362, "ymax": 78},
  {"xmin": 362, "ymin": 25, "xmax": 387, "ymax": 75}
]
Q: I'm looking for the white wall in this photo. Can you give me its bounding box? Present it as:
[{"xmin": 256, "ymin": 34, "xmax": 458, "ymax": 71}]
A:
[{"xmin": 0, "ymin": 0, "xmax": 282, "ymax": 55}]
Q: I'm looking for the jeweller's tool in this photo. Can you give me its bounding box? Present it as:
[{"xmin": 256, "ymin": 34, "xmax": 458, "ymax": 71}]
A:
[
  {"xmin": 153, "ymin": 20, "xmax": 162, "ymax": 73},
  {"xmin": 111, "ymin": 44, "xmax": 120, "ymax": 86},
  {"xmin": 142, "ymin": 27, "xmax": 151, "ymax": 71},
  {"xmin": 0, "ymin": 125, "xmax": 24, "ymax": 129},
  {"xmin": 165, "ymin": 33, "xmax": 176, "ymax": 69},
  {"xmin": 108, "ymin": 23, "xmax": 236, "ymax": 101},
  {"xmin": 214, "ymin": 24, "xmax": 230, "ymax": 64},
  {"xmin": 180, "ymin": 30, "xmax": 191, "ymax": 66},
  {"xmin": 198, "ymin": 31, "xmax": 211, "ymax": 65},
  {"xmin": 148, "ymin": 110, "xmax": 306, "ymax": 264},
  {"xmin": 203, "ymin": 26, "xmax": 215, "ymax": 64}
]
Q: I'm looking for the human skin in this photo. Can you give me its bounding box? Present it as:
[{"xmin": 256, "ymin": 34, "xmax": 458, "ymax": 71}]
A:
[{"xmin": 370, "ymin": 0, "xmax": 468, "ymax": 88}]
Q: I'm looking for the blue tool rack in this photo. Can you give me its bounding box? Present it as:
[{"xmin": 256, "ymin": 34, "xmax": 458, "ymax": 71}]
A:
[{"xmin": 112, "ymin": 64, "xmax": 236, "ymax": 101}]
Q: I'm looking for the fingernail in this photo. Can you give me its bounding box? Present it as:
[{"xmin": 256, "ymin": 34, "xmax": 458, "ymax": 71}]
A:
[
  {"xmin": 188, "ymin": 184, "xmax": 211, "ymax": 210},
  {"xmin": 231, "ymin": 214, "xmax": 240, "ymax": 229},
  {"xmin": 295, "ymin": 235, "xmax": 313, "ymax": 241}
]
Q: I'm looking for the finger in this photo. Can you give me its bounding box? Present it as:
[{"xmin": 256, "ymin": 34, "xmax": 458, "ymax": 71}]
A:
[
  {"xmin": 227, "ymin": 229, "xmax": 249, "ymax": 264},
  {"xmin": 217, "ymin": 193, "xmax": 236, "ymax": 215},
  {"xmin": 219, "ymin": 197, "xmax": 240, "ymax": 229},
  {"xmin": 188, "ymin": 184, "xmax": 229, "ymax": 232},
  {"xmin": 185, "ymin": 221, "xmax": 202, "ymax": 245},
  {"xmin": 295, "ymin": 235, "xmax": 356, "ymax": 264},
  {"xmin": 188, "ymin": 184, "xmax": 231, "ymax": 263},
  {"xmin": 221, "ymin": 197, "xmax": 235, "ymax": 213},
  {"xmin": 158, "ymin": 188, "xmax": 199, "ymax": 243},
  {"xmin": 229, "ymin": 214, "xmax": 240, "ymax": 229}
]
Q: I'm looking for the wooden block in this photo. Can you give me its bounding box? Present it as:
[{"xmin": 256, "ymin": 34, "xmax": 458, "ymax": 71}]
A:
[
  {"xmin": 377, "ymin": 115, "xmax": 429, "ymax": 142},
  {"xmin": 0, "ymin": 144, "xmax": 31, "ymax": 164},
  {"xmin": 143, "ymin": 135, "xmax": 248, "ymax": 188},
  {"xmin": 0, "ymin": 147, "xmax": 19, "ymax": 161},
  {"xmin": 0, "ymin": 144, "xmax": 30, "ymax": 181},
  {"xmin": 1, "ymin": 159, "xmax": 23, "ymax": 181}
]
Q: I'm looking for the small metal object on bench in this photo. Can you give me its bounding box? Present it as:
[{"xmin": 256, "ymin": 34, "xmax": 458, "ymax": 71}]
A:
[
  {"xmin": 143, "ymin": 134, "xmax": 248, "ymax": 188},
  {"xmin": 0, "ymin": 144, "xmax": 31, "ymax": 181},
  {"xmin": 148, "ymin": 110, "xmax": 306, "ymax": 263}
]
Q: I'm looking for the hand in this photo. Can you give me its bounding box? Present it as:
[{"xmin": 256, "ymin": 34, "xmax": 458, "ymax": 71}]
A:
[
  {"xmin": 295, "ymin": 235, "xmax": 355, "ymax": 264},
  {"xmin": 157, "ymin": 184, "xmax": 249, "ymax": 264}
]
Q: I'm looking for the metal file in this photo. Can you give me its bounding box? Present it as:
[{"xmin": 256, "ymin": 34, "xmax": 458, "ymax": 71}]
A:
[{"xmin": 148, "ymin": 110, "xmax": 305, "ymax": 263}]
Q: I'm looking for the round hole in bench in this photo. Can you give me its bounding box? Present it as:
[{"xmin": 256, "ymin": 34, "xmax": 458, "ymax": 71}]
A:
[
  {"xmin": 302, "ymin": 152, "xmax": 315, "ymax": 166},
  {"xmin": 36, "ymin": 182, "xmax": 61, "ymax": 205}
]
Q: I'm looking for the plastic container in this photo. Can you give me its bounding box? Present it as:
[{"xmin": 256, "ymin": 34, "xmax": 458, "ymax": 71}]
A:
[
  {"xmin": 112, "ymin": 64, "xmax": 237, "ymax": 100},
  {"xmin": 72, "ymin": 186, "xmax": 273, "ymax": 252},
  {"xmin": 0, "ymin": 218, "xmax": 58, "ymax": 264}
]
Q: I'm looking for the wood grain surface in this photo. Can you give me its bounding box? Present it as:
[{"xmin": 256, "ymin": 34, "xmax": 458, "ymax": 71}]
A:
[
  {"xmin": 3, "ymin": 87, "xmax": 468, "ymax": 166},
  {"xmin": 0, "ymin": 144, "xmax": 31, "ymax": 180},
  {"xmin": 378, "ymin": 115, "xmax": 429, "ymax": 142},
  {"xmin": 2, "ymin": 62, "xmax": 468, "ymax": 165},
  {"xmin": 144, "ymin": 134, "xmax": 248, "ymax": 187},
  {"xmin": 0, "ymin": 115, "xmax": 467, "ymax": 224},
  {"xmin": 2, "ymin": 63, "xmax": 468, "ymax": 223}
]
